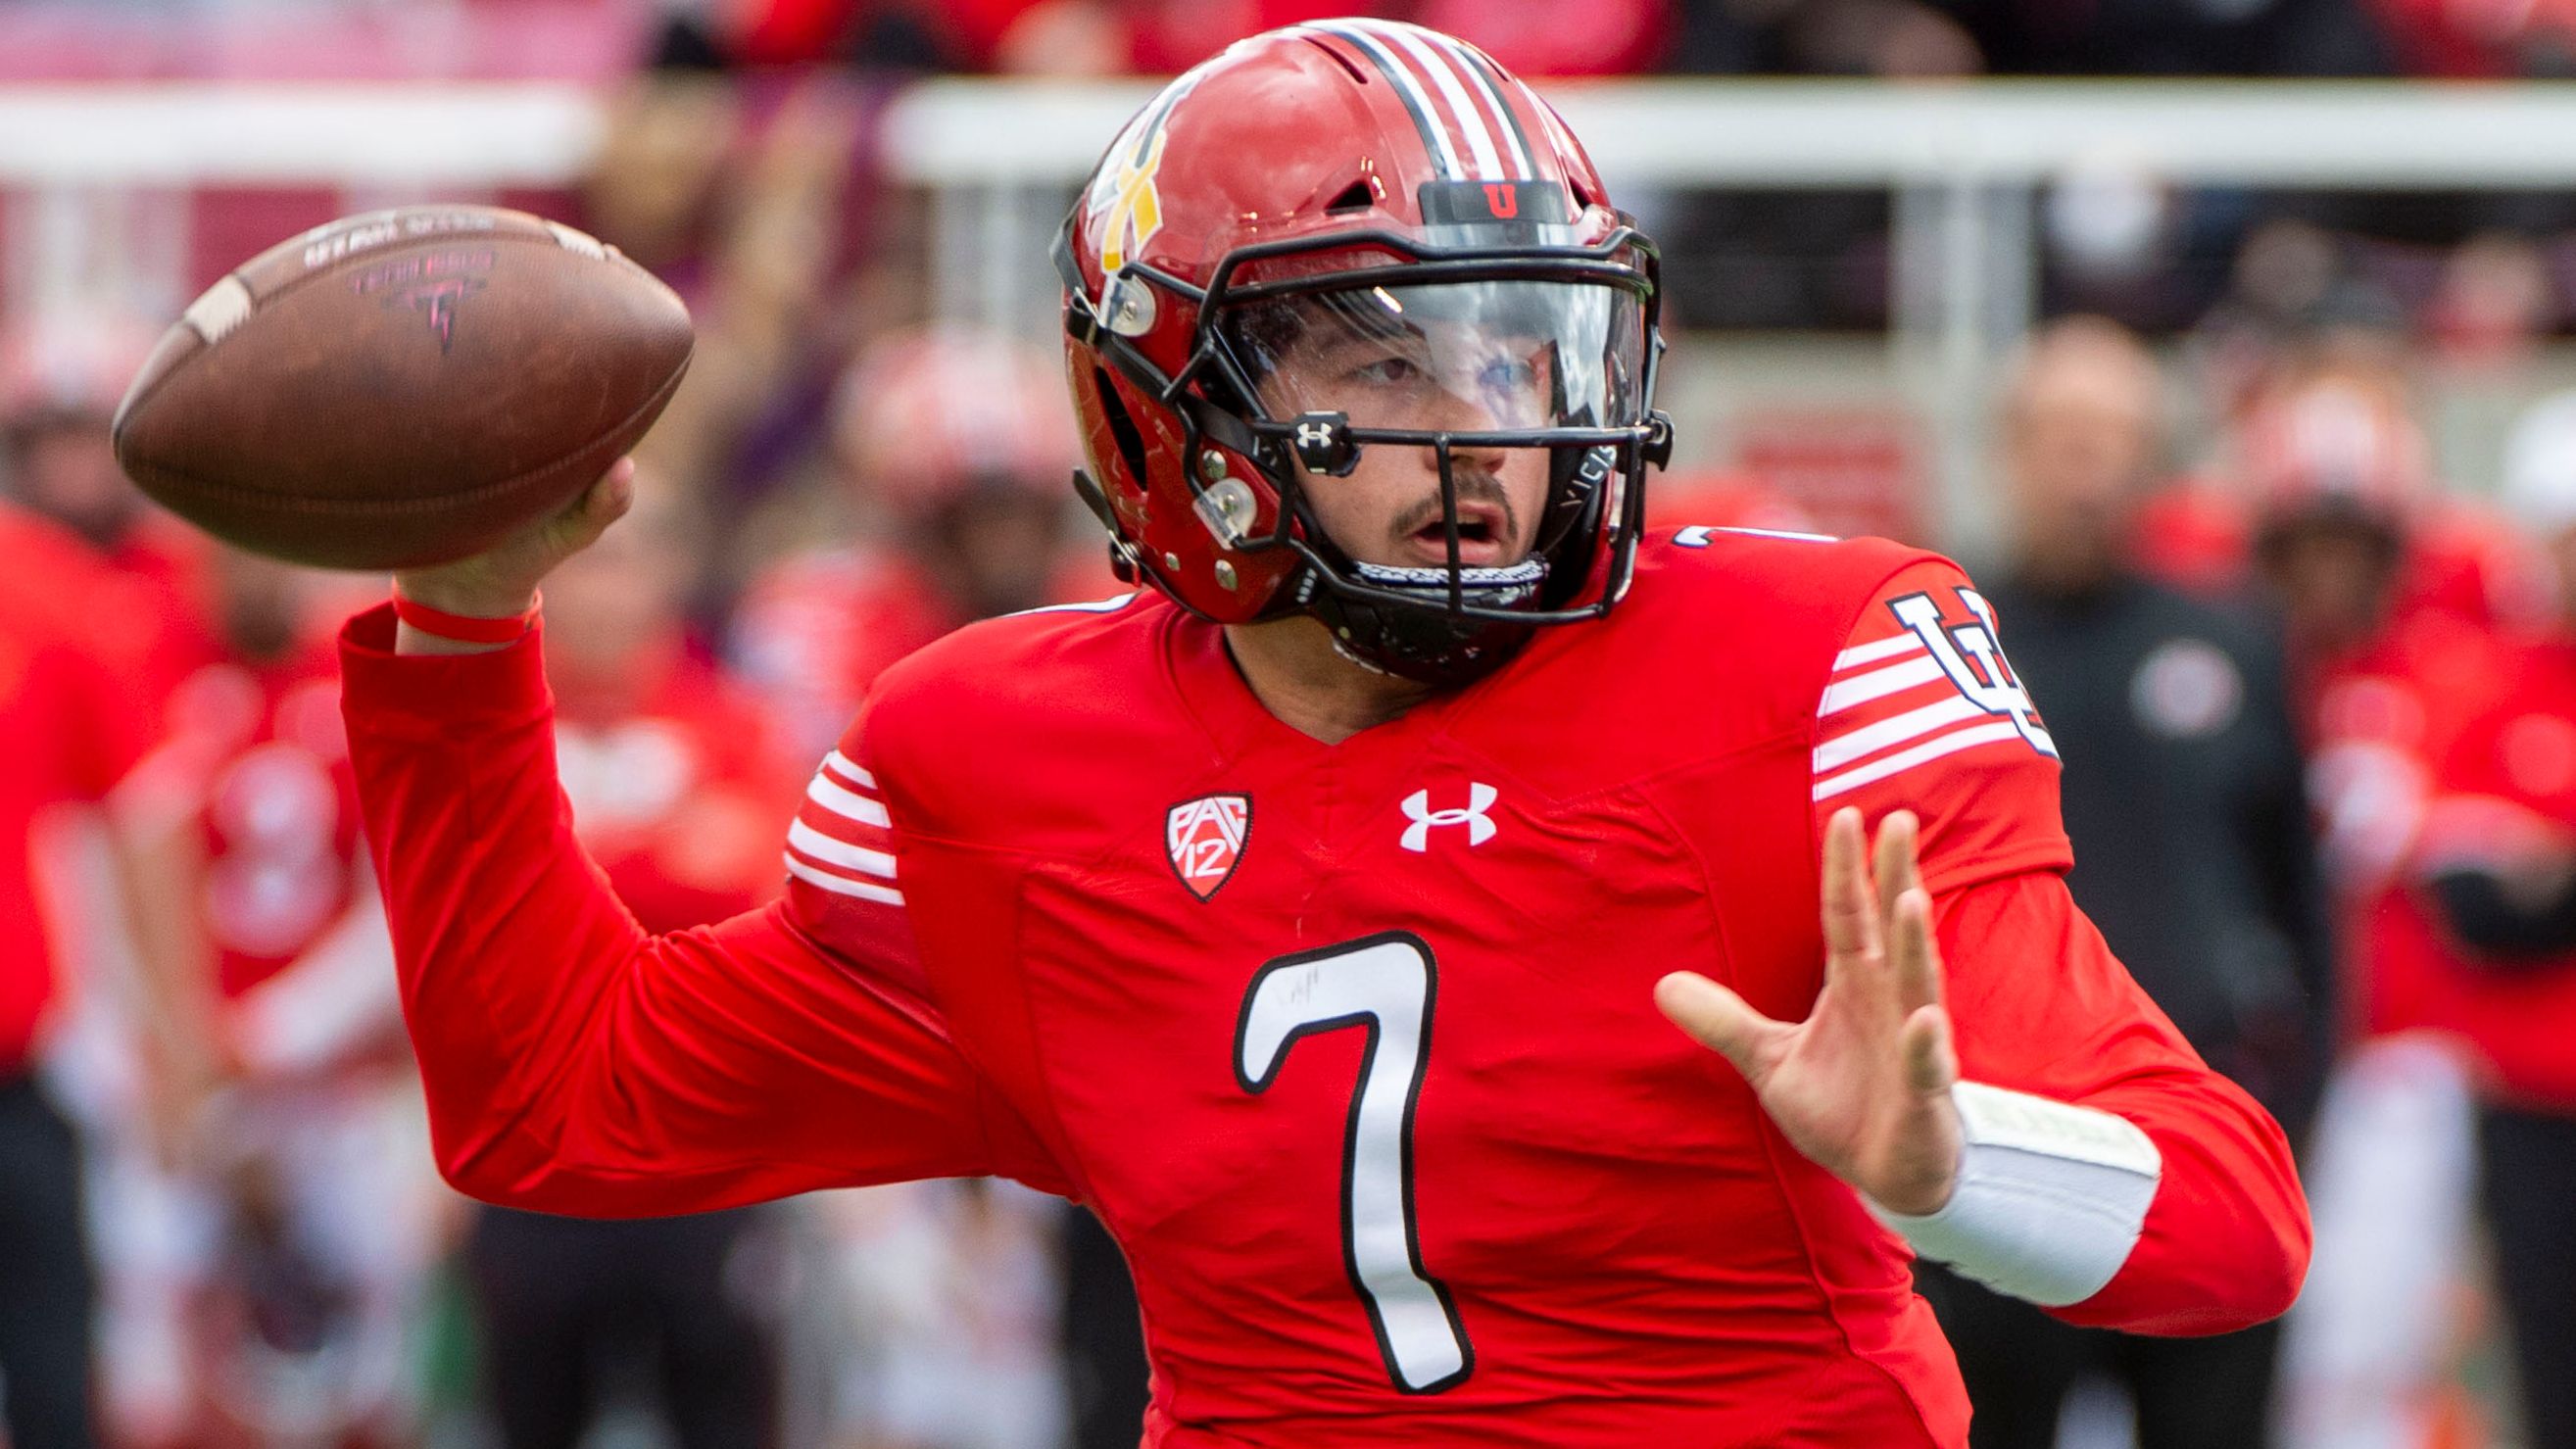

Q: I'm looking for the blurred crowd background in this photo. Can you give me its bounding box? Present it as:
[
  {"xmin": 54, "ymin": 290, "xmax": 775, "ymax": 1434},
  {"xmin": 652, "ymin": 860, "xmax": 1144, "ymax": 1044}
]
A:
[{"xmin": 13, "ymin": 1, "xmax": 2576, "ymax": 1447}]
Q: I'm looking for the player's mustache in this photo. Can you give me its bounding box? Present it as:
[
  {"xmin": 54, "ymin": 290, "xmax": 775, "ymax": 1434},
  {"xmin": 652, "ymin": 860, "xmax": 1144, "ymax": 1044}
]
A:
[{"xmin": 1387, "ymin": 468, "xmax": 1521, "ymax": 544}]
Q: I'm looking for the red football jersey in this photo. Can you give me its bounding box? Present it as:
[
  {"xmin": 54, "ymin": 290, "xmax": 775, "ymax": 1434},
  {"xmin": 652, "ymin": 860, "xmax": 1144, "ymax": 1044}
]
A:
[
  {"xmin": 2405, "ymin": 632, "xmax": 2576, "ymax": 1108},
  {"xmin": 0, "ymin": 517, "xmax": 150, "ymax": 1073},
  {"xmin": 124, "ymin": 650, "xmax": 363, "ymax": 1003},
  {"xmin": 342, "ymin": 530, "xmax": 2306, "ymax": 1447},
  {"xmin": 2296, "ymin": 606, "xmax": 2520, "ymax": 1056}
]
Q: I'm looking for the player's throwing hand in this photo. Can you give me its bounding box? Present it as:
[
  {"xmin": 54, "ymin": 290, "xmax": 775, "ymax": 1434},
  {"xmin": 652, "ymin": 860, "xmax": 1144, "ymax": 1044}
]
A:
[
  {"xmin": 1656, "ymin": 808, "xmax": 1966, "ymax": 1216},
  {"xmin": 391, "ymin": 459, "xmax": 636, "ymax": 657}
]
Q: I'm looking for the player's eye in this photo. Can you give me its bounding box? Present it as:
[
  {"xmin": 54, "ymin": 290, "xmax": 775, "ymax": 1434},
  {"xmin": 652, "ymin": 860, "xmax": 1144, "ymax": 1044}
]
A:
[
  {"xmin": 1347, "ymin": 355, "xmax": 1426, "ymax": 386},
  {"xmin": 1476, "ymin": 357, "xmax": 1538, "ymax": 393}
]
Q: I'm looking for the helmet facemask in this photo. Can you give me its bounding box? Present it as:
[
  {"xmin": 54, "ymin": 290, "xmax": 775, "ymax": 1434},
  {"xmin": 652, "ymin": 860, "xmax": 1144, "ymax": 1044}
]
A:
[{"xmin": 1068, "ymin": 225, "xmax": 1672, "ymax": 688}]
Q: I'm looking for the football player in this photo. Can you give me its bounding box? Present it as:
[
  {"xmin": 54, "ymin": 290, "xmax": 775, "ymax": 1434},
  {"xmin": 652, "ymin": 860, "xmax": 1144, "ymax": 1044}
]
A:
[
  {"xmin": 108, "ymin": 545, "xmax": 438, "ymax": 1446},
  {"xmin": 2240, "ymin": 362, "xmax": 2507, "ymax": 1449},
  {"xmin": 346, "ymin": 21, "xmax": 2309, "ymax": 1446},
  {"xmin": 2390, "ymin": 389, "xmax": 2576, "ymax": 1449}
]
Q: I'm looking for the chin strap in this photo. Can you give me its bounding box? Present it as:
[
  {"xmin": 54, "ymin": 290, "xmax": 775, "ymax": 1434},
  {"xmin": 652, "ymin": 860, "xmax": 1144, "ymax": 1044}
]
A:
[{"xmin": 1295, "ymin": 555, "xmax": 1551, "ymax": 687}]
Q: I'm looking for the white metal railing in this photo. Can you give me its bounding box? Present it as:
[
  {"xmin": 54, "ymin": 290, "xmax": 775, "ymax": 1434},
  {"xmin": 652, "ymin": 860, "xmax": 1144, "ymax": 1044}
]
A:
[
  {"xmin": 878, "ymin": 78, "xmax": 2576, "ymax": 541},
  {"xmin": 14, "ymin": 78, "xmax": 2576, "ymax": 540},
  {"xmin": 0, "ymin": 83, "xmax": 601, "ymax": 186}
]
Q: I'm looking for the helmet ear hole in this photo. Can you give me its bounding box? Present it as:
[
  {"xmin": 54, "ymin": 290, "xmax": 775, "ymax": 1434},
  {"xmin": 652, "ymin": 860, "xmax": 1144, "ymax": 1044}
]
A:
[{"xmin": 1094, "ymin": 367, "xmax": 1153, "ymax": 486}]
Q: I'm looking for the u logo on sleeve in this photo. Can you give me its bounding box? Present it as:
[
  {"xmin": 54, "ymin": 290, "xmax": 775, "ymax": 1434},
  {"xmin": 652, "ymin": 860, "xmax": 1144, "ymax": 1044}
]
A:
[{"xmin": 1888, "ymin": 590, "xmax": 2058, "ymax": 758}]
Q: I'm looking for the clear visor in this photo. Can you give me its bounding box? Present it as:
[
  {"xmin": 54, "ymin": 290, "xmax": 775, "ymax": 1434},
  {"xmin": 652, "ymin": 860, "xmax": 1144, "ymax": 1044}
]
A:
[{"xmin": 1219, "ymin": 279, "xmax": 1648, "ymax": 435}]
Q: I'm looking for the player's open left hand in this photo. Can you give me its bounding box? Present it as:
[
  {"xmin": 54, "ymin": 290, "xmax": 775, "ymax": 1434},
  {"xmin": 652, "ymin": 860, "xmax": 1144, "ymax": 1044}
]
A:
[{"xmin": 1655, "ymin": 807, "xmax": 1965, "ymax": 1216}]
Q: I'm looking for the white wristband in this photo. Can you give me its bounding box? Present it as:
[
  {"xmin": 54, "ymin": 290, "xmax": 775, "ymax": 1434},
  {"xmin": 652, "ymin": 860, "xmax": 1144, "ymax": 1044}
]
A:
[{"xmin": 1871, "ymin": 1082, "xmax": 2163, "ymax": 1308}]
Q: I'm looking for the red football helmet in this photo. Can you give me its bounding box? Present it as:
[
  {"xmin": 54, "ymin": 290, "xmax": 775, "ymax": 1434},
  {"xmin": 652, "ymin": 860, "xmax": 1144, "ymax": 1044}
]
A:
[
  {"xmin": 832, "ymin": 325, "xmax": 1075, "ymax": 518},
  {"xmin": 0, "ymin": 309, "xmax": 156, "ymax": 436},
  {"xmin": 2236, "ymin": 374, "xmax": 2433, "ymax": 534},
  {"xmin": 1057, "ymin": 18, "xmax": 1670, "ymax": 684}
]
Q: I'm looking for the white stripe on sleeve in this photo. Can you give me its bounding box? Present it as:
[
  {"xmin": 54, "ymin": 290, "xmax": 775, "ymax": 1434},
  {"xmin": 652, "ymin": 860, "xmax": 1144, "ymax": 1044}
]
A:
[
  {"xmin": 1818, "ymin": 654, "xmax": 1945, "ymax": 717},
  {"xmin": 1831, "ymin": 633, "xmax": 1925, "ymax": 674},
  {"xmin": 785, "ymin": 853, "xmax": 904, "ymax": 906},
  {"xmin": 807, "ymin": 772, "xmax": 891, "ymax": 828},
  {"xmin": 1813, "ymin": 721, "xmax": 2022, "ymax": 801},
  {"xmin": 1813, "ymin": 694, "xmax": 1984, "ymax": 774},
  {"xmin": 787, "ymin": 819, "xmax": 897, "ymax": 880}
]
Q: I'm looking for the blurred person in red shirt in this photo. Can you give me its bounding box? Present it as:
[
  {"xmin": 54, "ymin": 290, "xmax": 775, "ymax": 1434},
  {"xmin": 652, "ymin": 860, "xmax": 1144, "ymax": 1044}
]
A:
[
  {"xmin": 0, "ymin": 314, "xmax": 219, "ymax": 721},
  {"xmin": 464, "ymin": 468, "xmax": 799, "ymax": 1449},
  {"xmin": 0, "ymin": 515, "xmax": 154, "ymax": 1449},
  {"xmin": 2237, "ymin": 367, "xmax": 2518, "ymax": 896},
  {"xmin": 0, "ymin": 315, "xmax": 237, "ymax": 1449},
  {"xmin": 2394, "ymin": 388, "xmax": 2576, "ymax": 1449},
  {"xmin": 104, "ymin": 545, "xmax": 437, "ymax": 1449},
  {"xmin": 731, "ymin": 327, "xmax": 1096, "ymax": 763},
  {"xmin": 2244, "ymin": 366, "xmax": 2520, "ymax": 1449}
]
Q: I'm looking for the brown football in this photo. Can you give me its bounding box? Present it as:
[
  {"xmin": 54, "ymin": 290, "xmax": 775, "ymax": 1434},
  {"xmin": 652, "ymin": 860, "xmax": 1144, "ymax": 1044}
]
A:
[{"xmin": 112, "ymin": 205, "xmax": 692, "ymax": 570}]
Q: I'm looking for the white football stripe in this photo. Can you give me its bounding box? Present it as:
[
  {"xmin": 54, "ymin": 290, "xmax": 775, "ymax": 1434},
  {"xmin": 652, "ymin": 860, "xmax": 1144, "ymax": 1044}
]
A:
[
  {"xmin": 824, "ymin": 749, "xmax": 875, "ymax": 790},
  {"xmin": 1368, "ymin": 20, "xmax": 1506, "ymax": 180},
  {"xmin": 1812, "ymin": 721, "xmax": 2022, "ymax": 800},
  {"xmin": 785, "ymin": 853, "xmax": 904, "ymax": 906},
  {"xmin": 1818, "ymin": 655, "xmax": 1944, "ymax": 717},
  {"xmin": 1814, "ymin": 694, "xmax": 1984, "ymax": 773},
  {"xmin": 545, "ymin": 220, "xmax": 608, "ymax": 261},
  {"xmin": 806, "ymin": 772, "xmax": 890, "ymax": 828},
  {"xmin": 788, "ymin": 819, "xmax": 896, "ymax": 879},
  {"xmin": 183, "ymin": 275, "xmax": 254, "ymax": 345},
  {"xmin": 1832, "ymin": 633, "xmax": 1925, "ymax": 674}
]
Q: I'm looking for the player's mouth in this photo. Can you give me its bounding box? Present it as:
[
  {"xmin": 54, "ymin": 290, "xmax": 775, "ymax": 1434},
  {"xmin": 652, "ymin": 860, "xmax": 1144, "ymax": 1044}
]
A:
[{"xmin": 1399, "ymin": 500, "xmax": 1515, "ymax": 567}]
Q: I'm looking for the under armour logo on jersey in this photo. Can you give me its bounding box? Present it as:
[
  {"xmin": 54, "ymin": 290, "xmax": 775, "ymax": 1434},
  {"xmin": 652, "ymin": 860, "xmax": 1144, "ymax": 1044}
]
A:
[
  {"xmin": 1889, "ymin": 590, "xmax": 2058, "ymax": 757},
  {"xmin": 1167, "ymin": 794, "xmax": 1251, "ymax": 900},
  {"xmin": 1400, "ymin": 783, "xmax": 1498, "ymax": 852}
]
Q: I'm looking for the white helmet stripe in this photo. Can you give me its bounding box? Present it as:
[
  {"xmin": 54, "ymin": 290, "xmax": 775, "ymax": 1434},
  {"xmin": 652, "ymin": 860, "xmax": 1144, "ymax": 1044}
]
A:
[
  {"xmin": 1310, "ymin": 21, "xmax": 1465, "ymax": 180},
  {"xmin": 1356, "ymin": 19, "xmax": 1508, "ymax": 181},
  {"xmin": 1447, "ymin": 39, "xmax": 1536, "ymax": 178}
]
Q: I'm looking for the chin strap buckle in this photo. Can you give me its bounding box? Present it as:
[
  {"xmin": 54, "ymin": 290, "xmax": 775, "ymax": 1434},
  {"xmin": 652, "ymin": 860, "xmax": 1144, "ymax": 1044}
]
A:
[
  {"xmin": 1072, "ymin": 466, "xmax": 1143, "ymax": 583},
  {"xmin": 1288, "ymin": 411, "xmax": 1359, "ymax": 478},
  {"xmin": 1641, "ymin": 411, "xmax": 1676, "ymax": 469}
]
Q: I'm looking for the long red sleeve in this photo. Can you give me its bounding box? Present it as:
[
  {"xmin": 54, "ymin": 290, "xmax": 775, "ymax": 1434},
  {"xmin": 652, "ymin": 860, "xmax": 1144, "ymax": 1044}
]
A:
[
  {"xmin": 1937, "ymin": 872, "xmax": 2311, "ymax": 1333},
  {"xmin": 1815, "ymin": 556, "xmax": 2309, "ymax": 1334},
  {"xmin": 338, "ymin": 604, "xmax": 1031, "ymax": 1217}
]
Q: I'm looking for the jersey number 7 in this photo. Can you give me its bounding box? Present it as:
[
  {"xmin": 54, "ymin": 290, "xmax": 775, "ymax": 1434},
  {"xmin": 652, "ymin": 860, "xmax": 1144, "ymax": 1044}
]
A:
[{"xmin": 1234, "ymin": 932, "xmax": 1476, "ymax": 1393}]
